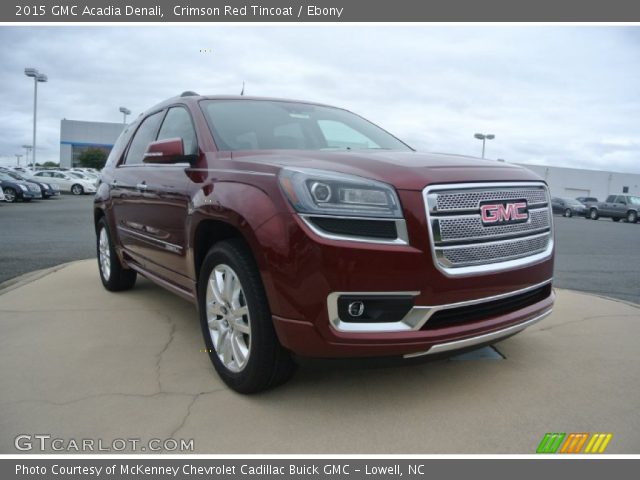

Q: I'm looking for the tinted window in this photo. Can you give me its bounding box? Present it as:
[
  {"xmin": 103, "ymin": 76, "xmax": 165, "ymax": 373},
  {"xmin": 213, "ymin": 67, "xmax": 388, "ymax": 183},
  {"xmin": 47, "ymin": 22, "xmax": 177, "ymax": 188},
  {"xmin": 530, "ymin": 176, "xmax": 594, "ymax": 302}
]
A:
[
  {"xmin": 124, "ymin": 112, "xmax": 164, "ymax": 165},
  {"xmin": 157, "ymin": 107, "xmax": 198, "ymax": 155},
  {"xmin": 200, "ymin": 100, "xmax": 411, "ymax": 152},
  {"xmin": 606, "ymin": 195, "xmax": 616, "ymax": 202}
]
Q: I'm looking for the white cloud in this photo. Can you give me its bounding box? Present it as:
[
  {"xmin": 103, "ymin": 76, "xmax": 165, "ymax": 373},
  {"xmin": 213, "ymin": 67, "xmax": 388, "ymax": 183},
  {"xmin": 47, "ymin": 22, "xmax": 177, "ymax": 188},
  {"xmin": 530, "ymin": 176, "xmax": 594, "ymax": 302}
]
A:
[{"xmin": 0, "ymin": 26, "xmax": 638, "ymax": 173}]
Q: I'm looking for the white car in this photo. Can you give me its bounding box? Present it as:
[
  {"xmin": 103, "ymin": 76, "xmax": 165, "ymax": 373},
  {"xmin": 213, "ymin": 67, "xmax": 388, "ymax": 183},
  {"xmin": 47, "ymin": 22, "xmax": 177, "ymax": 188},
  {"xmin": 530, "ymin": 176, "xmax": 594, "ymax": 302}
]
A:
[
  {"xmin": 66, "ymin": 171, "xmax": 99, "ymax": 187},
  {"xmin": 31, "ymin": 170, "xmax": 97, "ymax": 195}
]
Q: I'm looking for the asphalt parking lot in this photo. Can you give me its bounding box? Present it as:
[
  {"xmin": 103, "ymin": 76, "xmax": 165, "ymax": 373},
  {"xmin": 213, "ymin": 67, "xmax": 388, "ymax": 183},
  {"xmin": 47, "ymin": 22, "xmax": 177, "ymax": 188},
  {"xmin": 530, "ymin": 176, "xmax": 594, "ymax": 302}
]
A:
[{"xmin": 1, "ymin": 196, "xmax": 639, "ymax": 304}]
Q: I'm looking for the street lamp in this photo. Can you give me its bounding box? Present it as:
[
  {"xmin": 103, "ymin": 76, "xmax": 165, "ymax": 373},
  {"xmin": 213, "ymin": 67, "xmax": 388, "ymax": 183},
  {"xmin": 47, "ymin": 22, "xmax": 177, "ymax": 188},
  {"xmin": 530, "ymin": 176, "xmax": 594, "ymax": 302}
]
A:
[
  {"xmin": 15, "ymin": 154, "xmax": 23, "ymax": 166},
  {"xmin": 22, "ymin": 144, "xmax": 32, "ymax": 166},
  {"xmin": 474, "ymin": 133, "xmax": 495, "ymax": 159},
  {"xmin": 119, "ymin": 106, "xmax": 131, "ymax": 124},
  {"xmin": 25, "ymin": 68, "xmax": 48, "ymax": 168}
]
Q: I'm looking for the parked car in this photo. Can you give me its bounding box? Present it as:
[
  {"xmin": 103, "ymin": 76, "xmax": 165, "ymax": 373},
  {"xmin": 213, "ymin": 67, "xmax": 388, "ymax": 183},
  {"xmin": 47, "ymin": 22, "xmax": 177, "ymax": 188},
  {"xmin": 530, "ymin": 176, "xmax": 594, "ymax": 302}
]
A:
[
  {"xmin": 68, "ymin": 171, "xmax": 99, "ymax": 186},
  {"xmin": 551, "ymin": 197, "xmax": 587, "ymax": 217},
  {"xmin": 576, "ymin": 196, "xmax": 598, "ymax": 205},
  {"xmin": 4, "ymin": 170, "xmax": 60, "ymax": 198},
  {"xmin": 95, "ymin": 93, "xmax": 555, "ymax": 393},
  {"xmin": 586, "ymin": 194, "xmax": 640, "ymax": 223},
  {"xmin": 0, "ymin": 172, "xmax": 42, "ymax": 202},
  {"xmin": 32, "ymin": 170, "xmax": 97, "ymax": 195}
]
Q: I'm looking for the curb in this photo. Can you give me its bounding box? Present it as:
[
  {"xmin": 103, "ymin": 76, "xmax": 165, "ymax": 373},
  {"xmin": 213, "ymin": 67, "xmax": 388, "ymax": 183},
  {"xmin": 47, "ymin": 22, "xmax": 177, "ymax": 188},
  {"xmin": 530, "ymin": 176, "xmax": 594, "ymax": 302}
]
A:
[{"xmin": 0, "ymin": 261, "xmax": 82, "ymax": 295}]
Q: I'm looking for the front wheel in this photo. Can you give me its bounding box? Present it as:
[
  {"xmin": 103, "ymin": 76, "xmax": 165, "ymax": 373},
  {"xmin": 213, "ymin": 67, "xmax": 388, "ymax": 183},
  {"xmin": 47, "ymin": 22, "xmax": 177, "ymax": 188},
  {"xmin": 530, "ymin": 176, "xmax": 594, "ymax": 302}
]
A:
[
  {"xmin": 589, "ymin": 209, "xmax": 599, "ymax": 220},
  {"xmin": 96, "ymin": 218, "xmax": 137, "ymax": 291},
  {"xmin": 3, "ymin": 188, "xmax": 17, "ymax": 203},
  {"xmin": 564, "ymin": 208, "xmax": 572, "ymax": 217},
  {"xmin": 71, "ymin": 184, "xmax": 84, "ymax": 195},
  {"xmin": 198, "ymin": 239, "xmax": 295, "ymax": 394},
  {"xmin": 627, "ymin": 211, "xmax": 638, "ymax": 224}
]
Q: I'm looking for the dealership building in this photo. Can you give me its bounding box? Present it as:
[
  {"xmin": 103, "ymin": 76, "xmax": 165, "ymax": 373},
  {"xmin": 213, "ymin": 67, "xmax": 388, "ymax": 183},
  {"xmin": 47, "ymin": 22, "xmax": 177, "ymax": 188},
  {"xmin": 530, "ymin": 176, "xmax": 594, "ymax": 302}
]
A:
[
  {"xmin": 59, "ymin": 119, "xmax": 124, "ymax": 168},
  {"xmin": 515, "ymin": 163, "xmax": 640, "ymax": 200}
]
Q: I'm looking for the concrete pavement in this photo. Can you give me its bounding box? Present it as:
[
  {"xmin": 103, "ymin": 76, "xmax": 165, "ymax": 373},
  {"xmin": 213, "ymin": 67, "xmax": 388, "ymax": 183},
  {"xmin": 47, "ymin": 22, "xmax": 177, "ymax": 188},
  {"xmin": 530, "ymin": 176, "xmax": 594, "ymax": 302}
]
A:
[{"xmin": 0, "ymin": 260, "xmax": 638, "ymax": 454}]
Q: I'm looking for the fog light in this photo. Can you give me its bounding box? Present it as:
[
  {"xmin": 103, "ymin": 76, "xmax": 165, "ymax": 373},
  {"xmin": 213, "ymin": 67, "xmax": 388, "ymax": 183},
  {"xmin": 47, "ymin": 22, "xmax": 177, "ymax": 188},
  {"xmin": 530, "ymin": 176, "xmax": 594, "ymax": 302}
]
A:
[
  {"xmin": 348, "ymin": 301, "xmax": 365, "ymax": 317},
  {"xmin": 310, "ymin": 182, "xmax": 332, "ymax": 203}
]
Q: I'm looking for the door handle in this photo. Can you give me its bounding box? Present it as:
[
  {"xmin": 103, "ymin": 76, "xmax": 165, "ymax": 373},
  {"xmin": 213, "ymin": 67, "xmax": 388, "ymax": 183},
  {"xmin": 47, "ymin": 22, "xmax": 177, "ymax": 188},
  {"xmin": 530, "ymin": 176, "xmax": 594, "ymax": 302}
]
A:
[{"xmin": 136, "ymin": 182, "xmax": 148, "ymax": 191}]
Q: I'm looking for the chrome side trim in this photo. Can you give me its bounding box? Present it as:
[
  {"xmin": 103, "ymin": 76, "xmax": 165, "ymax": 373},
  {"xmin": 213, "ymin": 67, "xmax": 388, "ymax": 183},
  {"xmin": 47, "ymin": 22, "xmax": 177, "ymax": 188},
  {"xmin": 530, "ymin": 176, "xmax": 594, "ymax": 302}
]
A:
[
  {"xmin": 403, "ymin": 307, "xmax": 553, "ymax": 358},
  {"xmin": 300, "ymin": 214, "xmax": 409, "ymax": 246},
  {"xmin": 117, "ymin": 226, "xmax": 183, "ymax": 253},
  {"xmin": 327, "ymin": 279, "xmax": 552, "ymax": 333}
]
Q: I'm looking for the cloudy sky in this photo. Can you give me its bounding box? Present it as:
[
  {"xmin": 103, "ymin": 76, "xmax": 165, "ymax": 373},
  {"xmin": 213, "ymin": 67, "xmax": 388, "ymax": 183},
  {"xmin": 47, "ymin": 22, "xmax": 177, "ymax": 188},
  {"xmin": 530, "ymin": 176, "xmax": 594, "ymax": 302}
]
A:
[{"xmin": 0, "ymin": 26, "xmax": 638, "ymax": 172}]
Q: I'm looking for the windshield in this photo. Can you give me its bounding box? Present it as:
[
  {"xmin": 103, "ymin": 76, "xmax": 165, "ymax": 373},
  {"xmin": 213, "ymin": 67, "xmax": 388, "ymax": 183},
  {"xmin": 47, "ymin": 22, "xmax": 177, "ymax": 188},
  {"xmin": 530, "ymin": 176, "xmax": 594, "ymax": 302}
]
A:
[
  {"xmin": 69, "ymin": 172, "xmax": 85, "ymax": 178},
  {"xmin": 200, "ymin": 99, "xmax": 412, "ymax": 152},
  {"xmin": 561, "ymin": 198, "xmax": 582, "ymax": 206}
]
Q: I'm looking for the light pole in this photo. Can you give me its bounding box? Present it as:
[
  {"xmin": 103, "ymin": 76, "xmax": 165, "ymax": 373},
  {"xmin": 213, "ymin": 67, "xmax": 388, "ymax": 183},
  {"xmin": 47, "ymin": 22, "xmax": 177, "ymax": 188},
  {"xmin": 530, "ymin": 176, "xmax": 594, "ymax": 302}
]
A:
[
  {"xmin": 119, "ymin": 107, "xmax": 131, "ymax": 124},
  {"xmin": 24, "ymin": 68, "xmax": 47, "ymax": 169},
  {"xmin": 22, "ymin": 144, "xmax": 32, "ymax": 166},
  {"xmin": 15, "ymin": 154, "xmax": 23, "ymax": 166},
  {"xmin": 474, "ymin": 133, "xmax": 495, "ymax": 159}
]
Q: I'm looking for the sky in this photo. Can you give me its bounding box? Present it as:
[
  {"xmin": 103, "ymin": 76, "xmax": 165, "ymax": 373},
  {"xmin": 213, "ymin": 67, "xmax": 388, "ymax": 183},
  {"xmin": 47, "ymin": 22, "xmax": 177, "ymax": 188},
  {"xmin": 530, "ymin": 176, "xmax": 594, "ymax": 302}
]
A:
[{"xmin": 0, "ymin": 26, "xmax": 638, "ymax": 172}]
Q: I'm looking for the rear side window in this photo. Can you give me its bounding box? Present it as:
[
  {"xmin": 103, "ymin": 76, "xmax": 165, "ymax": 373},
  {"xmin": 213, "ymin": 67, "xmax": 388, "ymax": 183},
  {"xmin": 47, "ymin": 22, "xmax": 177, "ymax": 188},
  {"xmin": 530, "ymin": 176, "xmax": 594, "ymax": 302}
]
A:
[
  {"xmin": 124, "ymin": 112, "xmax": 164, "ymax": 165},
  {"xmin": 157, "ymin": 107, "xmax": 198, "ymax": 155},
  {"xmin": 606, "ymin": 195, "xmax": 616, "ymax": 202}
]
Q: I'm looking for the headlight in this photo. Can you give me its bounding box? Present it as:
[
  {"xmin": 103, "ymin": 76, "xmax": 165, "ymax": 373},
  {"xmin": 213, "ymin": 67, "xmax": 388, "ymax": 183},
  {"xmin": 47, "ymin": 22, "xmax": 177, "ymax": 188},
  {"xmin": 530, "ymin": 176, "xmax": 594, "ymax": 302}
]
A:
[
  {"xmin": 278, "ymin": 168, "xmax": 403, "ymax": 218},
  {"xmin": 19, "ymin": 184, "xmax": 28, "ymax": 191}
]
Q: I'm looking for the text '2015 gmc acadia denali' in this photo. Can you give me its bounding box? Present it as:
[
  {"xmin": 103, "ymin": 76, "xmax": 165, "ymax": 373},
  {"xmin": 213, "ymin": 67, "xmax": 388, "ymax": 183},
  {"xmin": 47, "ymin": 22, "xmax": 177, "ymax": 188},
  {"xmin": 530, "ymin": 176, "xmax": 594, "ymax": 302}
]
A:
[{"xmin": 94, "ymin": 93, "xmax": 555, "ymax": 393}]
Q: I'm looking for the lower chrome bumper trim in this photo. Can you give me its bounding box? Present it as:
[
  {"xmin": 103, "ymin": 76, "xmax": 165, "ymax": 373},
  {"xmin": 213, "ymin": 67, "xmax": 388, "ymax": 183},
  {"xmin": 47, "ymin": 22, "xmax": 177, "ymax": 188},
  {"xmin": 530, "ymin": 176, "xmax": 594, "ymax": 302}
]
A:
[{"xmin": 403, "ymin": 307, "xmax": 553, "ymax": 358}]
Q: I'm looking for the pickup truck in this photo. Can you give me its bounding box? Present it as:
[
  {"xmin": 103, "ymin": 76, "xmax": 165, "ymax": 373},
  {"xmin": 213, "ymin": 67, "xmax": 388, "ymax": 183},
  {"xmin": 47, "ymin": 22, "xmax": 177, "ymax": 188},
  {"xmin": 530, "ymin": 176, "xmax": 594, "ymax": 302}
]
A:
[
  {"xmin": 586, "ymin": 194, "xmax": 640, "ymax": 223},
  {"xmin": 94, "ymin": 93, "xmax": 556, "ymax": 393}
]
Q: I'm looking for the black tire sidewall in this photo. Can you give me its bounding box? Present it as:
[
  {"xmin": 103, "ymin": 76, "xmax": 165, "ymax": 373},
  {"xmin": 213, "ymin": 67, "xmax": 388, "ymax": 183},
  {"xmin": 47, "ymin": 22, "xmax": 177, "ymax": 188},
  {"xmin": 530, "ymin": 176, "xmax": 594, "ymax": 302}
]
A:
[
  {"xmin": 72, "ymin": 184, "xmax": 83, "ymax": 195},
  {"xmin": 4, "ymin": 188, "xmax": 17, "ymax": 202},
  {"xmin": 96, "ymin": 218, "xmax": 136, "ymax": 291},
  {"xmin": 564, "ymin": 209, "xmax": 572, "ymax": 217}
]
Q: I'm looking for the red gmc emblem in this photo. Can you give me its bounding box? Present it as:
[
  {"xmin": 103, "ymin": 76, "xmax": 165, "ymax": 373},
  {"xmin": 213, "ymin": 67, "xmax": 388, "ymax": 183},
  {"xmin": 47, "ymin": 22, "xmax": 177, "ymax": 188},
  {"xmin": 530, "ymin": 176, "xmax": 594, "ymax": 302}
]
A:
[{"xmin": 480, "ymin": 200, "xmax": 529, "ymax": 225}]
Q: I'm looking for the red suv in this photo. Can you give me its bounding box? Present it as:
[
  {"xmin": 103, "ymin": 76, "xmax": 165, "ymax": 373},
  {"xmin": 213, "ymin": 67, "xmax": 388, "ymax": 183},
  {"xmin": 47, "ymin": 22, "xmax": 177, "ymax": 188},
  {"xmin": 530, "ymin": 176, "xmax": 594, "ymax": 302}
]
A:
[{"xmin": 95, "ymin": 93, "xmax": 555, "ymax": 393}]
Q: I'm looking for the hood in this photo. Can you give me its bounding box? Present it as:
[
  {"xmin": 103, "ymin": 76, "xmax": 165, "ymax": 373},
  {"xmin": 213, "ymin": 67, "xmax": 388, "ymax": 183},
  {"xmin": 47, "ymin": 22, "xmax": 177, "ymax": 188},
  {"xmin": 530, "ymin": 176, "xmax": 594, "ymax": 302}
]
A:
[{"xmin": 229, "ymin": 150, "xmax": 544, "ymax": 190}]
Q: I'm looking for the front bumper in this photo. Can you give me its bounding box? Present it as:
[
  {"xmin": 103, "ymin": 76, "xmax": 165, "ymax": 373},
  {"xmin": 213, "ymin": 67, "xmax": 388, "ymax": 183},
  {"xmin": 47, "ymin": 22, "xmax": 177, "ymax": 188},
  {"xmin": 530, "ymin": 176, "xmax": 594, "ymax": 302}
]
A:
[{"xmin": 259, "ymin": 188, "xmax": 555, "ymax": 358}]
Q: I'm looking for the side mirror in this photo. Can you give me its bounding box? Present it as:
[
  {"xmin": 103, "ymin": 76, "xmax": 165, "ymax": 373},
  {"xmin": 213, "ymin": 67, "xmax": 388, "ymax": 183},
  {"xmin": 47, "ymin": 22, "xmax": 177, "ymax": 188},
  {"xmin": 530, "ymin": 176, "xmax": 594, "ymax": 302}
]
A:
[{"xmin": 143, "ymin": 138, "xmax": 188, "ymax": 164}]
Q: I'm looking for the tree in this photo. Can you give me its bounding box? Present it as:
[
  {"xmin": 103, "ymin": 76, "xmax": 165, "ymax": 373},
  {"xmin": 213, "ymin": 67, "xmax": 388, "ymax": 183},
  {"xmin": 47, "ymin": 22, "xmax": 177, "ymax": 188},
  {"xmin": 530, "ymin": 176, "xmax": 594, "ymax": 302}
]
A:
[
  {"xmin": 38, "ymin": 161, "xmax": 60, "ymax": 168},
  {"xmin": 78, "ymin": 148, "xmax": 108, "ymax": 169}
]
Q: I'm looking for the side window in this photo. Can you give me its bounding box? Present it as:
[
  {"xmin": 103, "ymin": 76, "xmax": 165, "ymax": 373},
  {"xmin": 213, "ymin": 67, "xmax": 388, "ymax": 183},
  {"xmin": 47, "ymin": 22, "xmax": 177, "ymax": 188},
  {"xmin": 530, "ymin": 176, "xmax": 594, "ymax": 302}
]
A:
[
  {"xmin": 156, "ymin": 107, "xmax": 198, "ymax": 155},
  {"xmin": 616, "ymin": 196, "xmax": 627, "ymax": 204},
  {"xmin": 606, "ymin": 195, "xmax": 616, "ymax": 202},
  {"xmin": 317, "ymin": 120, "xmax": 380, "ymax": 149},
  {"xmin": 124, "ymin": 112, "xmax": 164, "ymax": 165}
]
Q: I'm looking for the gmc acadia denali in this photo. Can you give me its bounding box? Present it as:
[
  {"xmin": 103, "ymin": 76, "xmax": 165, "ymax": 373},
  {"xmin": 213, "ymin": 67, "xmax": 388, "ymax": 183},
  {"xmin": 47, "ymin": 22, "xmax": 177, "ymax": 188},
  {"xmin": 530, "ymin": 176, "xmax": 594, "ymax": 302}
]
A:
[{"xmin": 94, "ymin": 93, "xmax": 555, "ymax": 393}]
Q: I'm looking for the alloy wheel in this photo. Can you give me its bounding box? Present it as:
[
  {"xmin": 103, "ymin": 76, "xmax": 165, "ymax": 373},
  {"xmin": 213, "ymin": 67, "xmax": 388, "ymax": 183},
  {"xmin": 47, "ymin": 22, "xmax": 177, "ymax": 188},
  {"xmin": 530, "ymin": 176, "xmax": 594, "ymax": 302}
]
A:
[
  {"xmin": 98, "ymin": 227, "xmax": 111, "ymax": 281},
  {"xmin": 205, "ymin": 264, "xmax": 251, "ymax": 373}
]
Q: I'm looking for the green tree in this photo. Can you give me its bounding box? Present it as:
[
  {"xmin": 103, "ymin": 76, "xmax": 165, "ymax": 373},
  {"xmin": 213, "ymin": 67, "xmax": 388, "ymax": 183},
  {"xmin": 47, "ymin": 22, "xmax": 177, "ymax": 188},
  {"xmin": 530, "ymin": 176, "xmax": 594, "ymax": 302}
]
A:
[
  {"xmin": 78, "ymin": 148, "xmax": 107, "ymax": 169},
  {"xmin": 39, "ymin": 161, "xmax": 60, "ymax": 168}
]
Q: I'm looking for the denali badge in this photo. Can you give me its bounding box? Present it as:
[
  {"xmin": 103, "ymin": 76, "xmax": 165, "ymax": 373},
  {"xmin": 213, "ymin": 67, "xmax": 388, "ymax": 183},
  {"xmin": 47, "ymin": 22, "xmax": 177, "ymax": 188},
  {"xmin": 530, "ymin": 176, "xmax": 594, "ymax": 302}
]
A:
[{"xmin": 480, "ymin": 200, "xmax": 529, "ymax": 226}]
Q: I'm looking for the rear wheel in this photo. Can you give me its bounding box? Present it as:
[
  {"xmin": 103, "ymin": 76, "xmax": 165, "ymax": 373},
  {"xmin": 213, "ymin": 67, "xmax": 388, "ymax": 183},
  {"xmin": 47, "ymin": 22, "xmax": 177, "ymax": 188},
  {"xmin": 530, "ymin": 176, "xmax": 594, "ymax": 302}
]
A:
[
  {"xmin": 589, "ymin": 208, "xmax": 599, "ymax": 220},
  {"xmin": 197, "ymin": 239, "xmax": 295, "ymax": 393},
  {"xmin": 71, "ymin": 184, "xmax": 84, "ymax": 195},
  {"xmin": 612, "ymin": 217, "xmax": 620, "ymax": 222},
  {"xmin": 564, "ymin": 208, "xmax": 572, "ymax": 217},
  {"xmin": 627, "ymin": 211, "xmax": 638, "ymax": 223},
  {"xmin": 3, "ymin": 188, "xmax": 17, "ymax": 203},
  {"xmin": 96, "ymin": 218, "xmax": 137, "ymax": 291}
]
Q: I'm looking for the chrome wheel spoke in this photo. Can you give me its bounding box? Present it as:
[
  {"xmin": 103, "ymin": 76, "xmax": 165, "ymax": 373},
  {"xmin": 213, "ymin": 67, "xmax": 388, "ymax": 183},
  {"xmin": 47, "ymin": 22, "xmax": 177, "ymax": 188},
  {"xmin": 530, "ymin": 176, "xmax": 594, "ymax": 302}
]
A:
[{"xmin": 205, "ymin": 264, "xmax": 252, "ymax": 373}]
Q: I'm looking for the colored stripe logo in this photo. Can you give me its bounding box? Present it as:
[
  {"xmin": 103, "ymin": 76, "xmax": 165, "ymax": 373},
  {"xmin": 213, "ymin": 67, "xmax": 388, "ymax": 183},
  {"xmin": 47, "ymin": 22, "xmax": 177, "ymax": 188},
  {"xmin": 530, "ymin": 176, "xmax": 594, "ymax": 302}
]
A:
[{"xmin": 537, "ymin": 433, "xmax": 612, "ymax": 454}]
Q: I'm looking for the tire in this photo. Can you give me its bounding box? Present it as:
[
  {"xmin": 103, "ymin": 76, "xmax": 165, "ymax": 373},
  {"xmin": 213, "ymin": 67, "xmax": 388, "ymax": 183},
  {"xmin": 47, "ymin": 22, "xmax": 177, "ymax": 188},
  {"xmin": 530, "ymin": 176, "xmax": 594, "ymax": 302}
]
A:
[
  {"xmin": 3, "ymin": 188, "xmax": 17, "ymax": 203},
  {"xmin": 96, "ymin": 218, "xmax": 137, "ymax": 291},
  {"xmin": 612, "ymin": 217, "xmax": 620, "ymax": 222},
  {"xmin": 23, "ymin": 198, "xmax": 32, "ymax": 203},
  {"xmin": 589, "ymin": 208, "xmax": 599, "ymax": 220},
  {"xmin": 197, "ymin": 239, "xmax": 295, "ymax": 394},
  {"xmin": 71, "ymin": 184, "xmax": 84, "ymax": 195},
  {"xmin": 564, "ymin": 208, "xmax": 572, "ymax": 217}
]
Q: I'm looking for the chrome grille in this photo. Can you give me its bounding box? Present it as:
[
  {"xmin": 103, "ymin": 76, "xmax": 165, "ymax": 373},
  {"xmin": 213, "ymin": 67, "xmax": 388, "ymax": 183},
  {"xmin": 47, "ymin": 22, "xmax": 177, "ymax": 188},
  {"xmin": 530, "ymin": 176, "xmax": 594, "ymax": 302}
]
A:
[
  {"xmin": 440, "ymin": 234, "xmax": 550, "ymax": 266},
  {"xmin": 438, "ymin": 208, "xmax": 550, "ymax": 242},
  {"xmin": 424, "ymin": 182, "xmax": 553, "ymax": 275},
  {"xmin": 435, "ymin": 188, "xmax": 548, "ymax": 212}
]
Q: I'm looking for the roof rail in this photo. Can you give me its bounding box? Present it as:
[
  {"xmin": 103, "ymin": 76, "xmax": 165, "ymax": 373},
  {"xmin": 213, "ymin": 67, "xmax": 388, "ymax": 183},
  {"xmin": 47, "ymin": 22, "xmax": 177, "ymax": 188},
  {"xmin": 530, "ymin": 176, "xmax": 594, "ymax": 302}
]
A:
[{"xmin": 180, "ymin": 91, "xmax": 199, "ymax": 97}]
